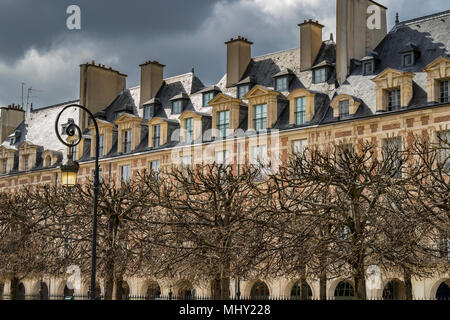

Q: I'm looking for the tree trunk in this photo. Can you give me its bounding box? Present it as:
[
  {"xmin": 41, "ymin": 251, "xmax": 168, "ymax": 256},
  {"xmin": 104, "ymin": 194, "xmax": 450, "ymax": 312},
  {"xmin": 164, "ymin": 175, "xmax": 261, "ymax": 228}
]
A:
[
  {"xmin": 354, "ymin": 264, "xmax": 367, "ymax": 300},
  {"xmin": 115, "ymin": 276, "xmax": 124, "ymax": 300},
  {"xmin": 10, "ymin": 276, "xmax": 19, "ymax": 301},
  {"xmin": 220, "ymin": 277, "xmax": 230, "ymax": 300},
  {"xmin": 404, "ymin": 270, "xmax": 413, "ymax": 300},
  {"xmin": 319, "ymin": 272, "xmax": 327, "ymax": 300},
  {"xmin": 103, "ymin": 264, "xmax": 114, "ymax": 300}
]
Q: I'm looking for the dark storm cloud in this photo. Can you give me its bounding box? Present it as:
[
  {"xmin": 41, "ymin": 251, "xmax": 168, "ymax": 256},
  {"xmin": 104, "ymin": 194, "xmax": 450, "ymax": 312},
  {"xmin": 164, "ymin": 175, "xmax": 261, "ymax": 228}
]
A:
[
  {"xmin": 0, "ymin": 0, "xmax": 220, "ymax": 61},
  {"xmin": 0, "ymin": 0, "xmax": 448, "ymax": 108}
]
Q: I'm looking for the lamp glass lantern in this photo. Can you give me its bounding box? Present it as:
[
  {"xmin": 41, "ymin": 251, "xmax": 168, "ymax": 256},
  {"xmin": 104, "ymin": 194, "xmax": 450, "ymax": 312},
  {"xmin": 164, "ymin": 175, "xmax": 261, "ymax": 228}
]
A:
[{"xmin": 61, "ymin": 153, "xmax": 79, "ymax": 187}]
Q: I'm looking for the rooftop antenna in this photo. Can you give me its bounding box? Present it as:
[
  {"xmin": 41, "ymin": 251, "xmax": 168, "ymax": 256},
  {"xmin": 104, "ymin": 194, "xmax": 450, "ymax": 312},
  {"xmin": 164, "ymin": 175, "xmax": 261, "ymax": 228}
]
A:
[
  {"xmin": 395, "ymin": 13, "xmax": 400, "ymax": 25},
  {"xmin": 26, "ymin": 86, "xmax": 43, "ymax": 115},
  {"xmin": 21, "ymin": 82, "xmax": 25, "ymax": 110}
]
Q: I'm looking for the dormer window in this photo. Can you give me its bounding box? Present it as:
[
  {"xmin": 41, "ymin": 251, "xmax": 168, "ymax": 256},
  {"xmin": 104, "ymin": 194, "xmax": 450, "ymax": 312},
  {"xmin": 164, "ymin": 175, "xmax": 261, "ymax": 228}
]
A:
[
  {"xmin": 363, "ymin": 61, "xmax": 374, "ymax": 75},
  {"xmin": 387, "ymin": 89, "xmax": 401, "ymax": 111},
  {"xmin": 143, "ymin": 105, "xmax": 154, "ymax": 120},
  {"xmin": 275, "ymin": 77, "xmax": 288, "ymax": 91},
  {"xmin": 254, "ymin": 104, "xmax": 267, "ymax": 131},
  {"xmin": 172, "ymin": 100, "xmax": 183, "ymax": 114},
  {"xmin": 98, "ymin": 135, "xmax": 104, "ymax": 157},
  {"xmin": 402, "ymin": 53, "xmax": 414, "ymax": 67},
  {"xmin": 313, "ymin": 68, "xmax": 327, "ymax": 84},
  {"xmin": 1, "ymin": 159, "xmax": 7, "ymax": 174},
  {"xmin": 185, "ymin": 118, "xmax": 194, "ymax": 144},
  {"xmin": 400, "ymin": 43, "xmax": 419, "ymax": 67},
  {"xmin": 339, "ymin": 100, "xmax": 350, "ymax": 118},
  {"xmin": 152, "ymin": 125, "xmax": 161, "ymax": 148},
  {"xmin": 238, "ymin": 85, "xmax": 250, "ymax": 99},
  {"xmin": 295, "ymin": 97, "xmax": 306, "ymax": 125},
  {"xmin": 439, "ymin": 80, "xmax": 449, "ymax": 103},
  {"xmin": 203, "ymin": 91, "xmax": 215, "ymax": 106},
  {"xmin": 23, "ymin": 155, "xmax": 29, "ymax": 171},
  {"xmin": 217, "ymin": 110, "xmax": 230, "ymax": 138},
  {"xmin": 123, "ymin": 129, "xmax": 132, "ymax": 153}
]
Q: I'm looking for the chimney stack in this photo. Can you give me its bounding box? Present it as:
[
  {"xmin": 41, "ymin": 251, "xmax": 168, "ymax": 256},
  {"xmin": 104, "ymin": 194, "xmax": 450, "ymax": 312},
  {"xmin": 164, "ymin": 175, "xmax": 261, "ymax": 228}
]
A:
[
  {"xmin": 336, "ymin": 0, "xmax": 387, "ymax": 84},
  {"xmin": 79, "ymin": 61, "xmax": 127, "ymax": 130},
  {"xmin": 0, "ymin": 104, "xmax": 25, "ymax": 143},
  {"xmin": 140, "ymin": 60, "xmax": 165, "ymax": 108},
  {"xmin": 225, "ymin": 36, "xmax": 253, "ymax": 87},
  {"xmin": 299, "ymin": 19, "xmax": 324, "ymax": 71}
]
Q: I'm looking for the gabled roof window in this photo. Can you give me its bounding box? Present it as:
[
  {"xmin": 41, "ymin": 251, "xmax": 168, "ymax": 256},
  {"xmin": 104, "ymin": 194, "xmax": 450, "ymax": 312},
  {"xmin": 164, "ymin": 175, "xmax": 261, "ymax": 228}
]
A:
[
  {"xmin": 170, "ymin": 93, "xmax": 189, "ymax": 114},
  {"xmin": 143, "ymin": 98, "xmax": 161, "ymax": 120},
  {"xmin": 311, "ymin": 61, "xmax": 333, "ymax": 84},
  {"xmin": 273, "ymin": 69, "xmax": 294, "ymax": 92},
  {"xmin": 198, "ymin": 86, "xmax": 220, "ymax": 107},
  {"xmin": 400, "ymin": 43, "xmax": 420, "ymax": 67},
  {"xmin": 236, "ymin": 76, "xmax": 255, "ymax": 99}
]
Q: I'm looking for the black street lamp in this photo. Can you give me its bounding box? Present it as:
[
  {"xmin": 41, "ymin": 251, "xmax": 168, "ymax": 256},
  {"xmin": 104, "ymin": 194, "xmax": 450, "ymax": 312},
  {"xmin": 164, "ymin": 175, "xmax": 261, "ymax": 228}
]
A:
[{"xmin": 55, "ymin": 104, "xmax": 100, "ymax": 300}]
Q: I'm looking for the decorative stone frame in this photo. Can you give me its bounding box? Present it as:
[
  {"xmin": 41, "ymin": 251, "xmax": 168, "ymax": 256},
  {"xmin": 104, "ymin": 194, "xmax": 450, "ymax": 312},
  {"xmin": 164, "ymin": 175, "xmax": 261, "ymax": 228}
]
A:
[
  {"xmin": 372, "ymin": 68, "xmax": 415, "ymax": 112},
  {"xmin": 0, "ymin": 146, "xmax": 15, "ymax": 174},
  {"xmin": 244, "ymin": 85, "xmax": 280, "ymax": 130},
  {"xmin": 41, "ymin": 150, "xmax": 59, "ymax": 168},
  {"xmin": 208, "ymin": 93, "xmax": 243, "ymax": 138},
  {"xmin": 115, "ymin": 113, "xmax": 143, "ymax": 153},
  {"xmin": 330, "ymin": 94, "xmax": 361, "ymax": 118},
  {"xmin": 67, "ymin": 135, "xmax": 83, "ymax": 161},
  {"xmin": 89, "ymin": 119, "xmax": 115, "ymax": 158},
  {"xmin": 18, "ymin": 141, "xmax": 37, "ymax": 171},
  {"xmin": 423, "ymin": 57, "xmax": 450, "ymax": 103},
  {"xmin": 287, "ymin": 88, "xmax": 316, "ymax": 125},
  {"xmin": 148, "ymin": 117, "xmax": 169, "ymax": 148},
  {"xmin": 178, "ymin": 111, "xmax": 203, "ymax": 143}
]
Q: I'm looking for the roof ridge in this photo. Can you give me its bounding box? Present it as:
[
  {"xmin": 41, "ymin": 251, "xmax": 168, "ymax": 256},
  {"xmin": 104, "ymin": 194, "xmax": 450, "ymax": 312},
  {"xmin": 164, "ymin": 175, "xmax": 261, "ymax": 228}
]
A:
[
  {"xmin": 252, "ymin": 47, "xmax": 299, "ymax": 60},
  {"xmin": 398, "ymin": 9, "xmax": 450, "ymax": 26}
]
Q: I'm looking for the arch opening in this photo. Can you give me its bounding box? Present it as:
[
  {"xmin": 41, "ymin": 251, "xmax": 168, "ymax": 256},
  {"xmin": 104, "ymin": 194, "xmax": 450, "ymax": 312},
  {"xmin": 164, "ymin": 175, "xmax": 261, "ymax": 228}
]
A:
[
  {"xmin": 146, "ymin": 281, "xmax": 161, "ymax": 300},
  {"xmin": 436, "ymin": 279, "xmax": 450, "ymax": 300},
  {"xmin": 382, "ymin": 279, "xmax": 406, "ymax": 300},
  {"xmin": 290, "ymin": 280, "xmax": 313, "ymax": 300},
  {"xmin": 334, "ymin": 281, "xmax": 354, "ymax": 300},
  {"xmin": 250, "ymin": 281, "xmax": 270, "ymax": 300}
]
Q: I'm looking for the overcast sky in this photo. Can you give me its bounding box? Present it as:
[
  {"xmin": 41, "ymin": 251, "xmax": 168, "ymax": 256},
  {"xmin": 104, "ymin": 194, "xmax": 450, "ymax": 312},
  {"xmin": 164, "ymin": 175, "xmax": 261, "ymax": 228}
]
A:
[{"xmin": 0, "ymin": 0, "xmax": 448, "ymax": 108}]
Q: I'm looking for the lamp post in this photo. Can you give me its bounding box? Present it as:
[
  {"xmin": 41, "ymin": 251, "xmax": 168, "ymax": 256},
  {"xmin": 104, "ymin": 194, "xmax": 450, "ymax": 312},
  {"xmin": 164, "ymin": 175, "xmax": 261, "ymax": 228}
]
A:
[{"xmin": 55, "ymin": 104, "xmax": 100, "ymax": 300}]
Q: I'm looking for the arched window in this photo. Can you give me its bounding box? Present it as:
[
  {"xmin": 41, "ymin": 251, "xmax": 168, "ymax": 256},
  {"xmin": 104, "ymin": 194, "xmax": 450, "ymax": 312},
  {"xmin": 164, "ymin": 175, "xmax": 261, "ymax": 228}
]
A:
[
  {"xmin": 290, "ymin": 280, "xmax": 313, "ymax": 300},
  {"xmin": 250, "ymin": 281, "xmax": 270, "ymax": 300},
  {"xmin": 436, "ymin": 280, "xmax": 450, "ymax": 300},
  {"xmin": 383, "ymin": 280, "xmax": 406, "ymax": 300},
  {"xmin": 334, "ymin": 281, "xmax": 354, "ymax": 300},
  {"xmin": 147, "ymin": 282, "xmax": 161, "ymax": 300}
]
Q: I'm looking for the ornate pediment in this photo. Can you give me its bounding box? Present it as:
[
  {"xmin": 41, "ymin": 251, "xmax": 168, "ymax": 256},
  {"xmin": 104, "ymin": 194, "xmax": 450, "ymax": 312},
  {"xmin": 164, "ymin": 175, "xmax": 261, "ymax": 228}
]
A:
[
  {"xmin": 372, "ymin": 68, "xmax": 415, "ymax": 88},
  {"xmin": 423, "ymin": 56, "xmax": 450, "ymax": 77},
  {"xmin": 244, "ymin": 85, "xmax": 279, "ymax": 100},
  {"xmin": 208, "ymin": 93, "xmax": 241, "ymax": 106}
]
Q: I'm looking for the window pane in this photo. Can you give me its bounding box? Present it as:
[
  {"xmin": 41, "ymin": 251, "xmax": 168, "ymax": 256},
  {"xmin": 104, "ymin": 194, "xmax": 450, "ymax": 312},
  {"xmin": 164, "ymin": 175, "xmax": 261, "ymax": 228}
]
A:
[
  {"xmin": 314, "ymin": 68, "xmax": 326, "ymax": 83},
  {"xmin": 203, "ymin": 92, "xmax": 215, "ymax": 106},
  {"xmin": 384, "ymin": 137, "xmax": 402, "ymax": 178},
  {"xmin": 295, "ymin": 97, "xmax": 306, "ymax": 125},
  {"xmin": 438, "ymin": 131, "xmax": 450, "ymax": 172},
  {"xmin": 172, "ymin": 100, "xmax": 183, "ymax": 114},
  {"xmin": 292, "ymin": 139, "xmax": 307, "ymax": 154},
  {"xmin": 99, "ymin": 135, "xmax": 104, "ymax": 156},
  {"xmin": 185, "ymin": 118, "xmax": 194, "ymax": 143},
  {"xmin": 254, "ymin": 104, "xmax": 267, "ymax": 131},
  {"xmin": 403, "ymin": 53, "xmax": 413, "ymax": 66},
  {"xmin": 121, "ymin": 165, "xmax": 131, "ymax": 182},
  {"xmin": 238, "ymin": 85, "xmax": 249, "ymax": 99},
  {"xmin": 439, "ymin": 80, "xmax": 449, "ymax": 103},
  {"xmin": 215, "ymin": 151, "xmax": 227, "ymax": 164},
  {"xmin": 123, "ymin": 130, "xmax": 132, "ymax": 153},
  {"xmin": 388, "ymin": 89, "xmax": 401, "ymax": 110},
  {"xmin": 217, "ymin": 110, "xmax": 230, "ymax": 138},
  {"xmin": 276, "ymin": 77, "xmax": 288, "ymax": 91},
  {"xmin": 339, "ymin": 100, "xmax": 350, "ymax": 117},
  {"xmin": 152, "ymin": 125, "xmax": 161, "ymax": 148}
]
